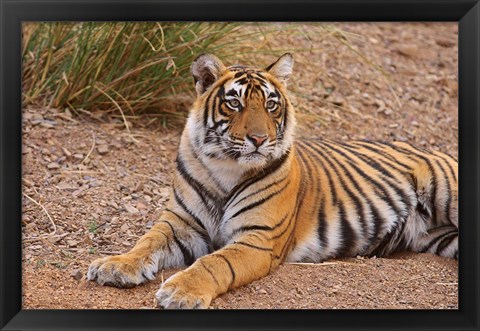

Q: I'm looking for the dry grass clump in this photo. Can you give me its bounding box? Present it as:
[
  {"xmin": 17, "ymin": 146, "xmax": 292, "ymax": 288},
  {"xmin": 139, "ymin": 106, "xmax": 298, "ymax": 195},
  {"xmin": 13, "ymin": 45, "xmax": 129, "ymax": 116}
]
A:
[{"xmin": 22, "ymin": 22, "xmax": 247, "ymax": 115}]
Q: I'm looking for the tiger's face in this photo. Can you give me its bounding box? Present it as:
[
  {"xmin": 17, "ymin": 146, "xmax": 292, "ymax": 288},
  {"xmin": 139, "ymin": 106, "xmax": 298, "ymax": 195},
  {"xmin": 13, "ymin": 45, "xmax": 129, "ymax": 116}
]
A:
[{"xmin": 187, "ymin": 53, "xmax": 296, "ymax": 170}]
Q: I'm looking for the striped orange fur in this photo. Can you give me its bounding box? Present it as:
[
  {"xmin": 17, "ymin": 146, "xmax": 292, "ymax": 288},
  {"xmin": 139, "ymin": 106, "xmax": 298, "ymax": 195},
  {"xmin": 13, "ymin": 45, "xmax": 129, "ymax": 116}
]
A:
[{"xmin": 87, "ymin": 53, "xmax": 458, "ymax": 309}]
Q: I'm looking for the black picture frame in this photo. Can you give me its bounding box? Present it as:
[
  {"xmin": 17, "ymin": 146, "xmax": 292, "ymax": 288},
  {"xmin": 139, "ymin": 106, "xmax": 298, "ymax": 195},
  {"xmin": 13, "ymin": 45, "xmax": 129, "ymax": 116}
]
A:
[{"xmin": 1, "ymin": 0, "xmax": 479, "ymax": 330}]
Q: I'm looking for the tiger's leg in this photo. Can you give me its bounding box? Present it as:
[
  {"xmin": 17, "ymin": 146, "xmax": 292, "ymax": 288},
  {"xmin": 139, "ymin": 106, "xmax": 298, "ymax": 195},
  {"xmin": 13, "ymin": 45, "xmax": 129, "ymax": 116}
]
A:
[
  {"xmin": 155, "ymin": 232, "xmax": 274, "ymax": 309},
  {"xmin": 87, "ymin": 210, "xmax": 210, "ymax": 288}
]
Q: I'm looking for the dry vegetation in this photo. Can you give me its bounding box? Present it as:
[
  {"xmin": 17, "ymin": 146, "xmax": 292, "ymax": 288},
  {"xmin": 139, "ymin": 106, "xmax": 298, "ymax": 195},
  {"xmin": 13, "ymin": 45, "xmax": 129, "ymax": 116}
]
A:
[{"xmin": 22, "ymin": 22, "xmax": 458, "ymax": 309}]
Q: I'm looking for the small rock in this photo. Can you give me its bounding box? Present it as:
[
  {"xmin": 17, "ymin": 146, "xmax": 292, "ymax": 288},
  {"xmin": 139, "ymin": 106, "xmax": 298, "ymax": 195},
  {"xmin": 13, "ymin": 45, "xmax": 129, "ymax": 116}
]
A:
[
  {"xmin": 124, "ymin": 204, "xmax": 139, "ymax": 214},
  {"xmin": 435, "ymin": 38, "xmax": 455, "ymax": 48},
  {"xmin": 71, "ymin": 269, "xmax": 83, "ymax": 281},
  {"xmin": 396, "ymin": 44, "xmax": 418, "ymax": 58},
  {"xmin": 108, "ymin": 201, "xmax": 119, "ymax": 209},
  {"xmin": 412, "ymin": 121, "xmax": 419, "ymax": 127},
  {"xmin": 136, "ymin": 201, "xmax": 147, "ymax": 211},
  {"xmin": 67, "ymin": 240, "xmax": 78, "ymax": 247},
  {"xmin": 97, "ymin": 145, "xmax": 109, "ymax": 155},
  {"xmin": 72, "ymin": 186, "xmax": 88, "ymax": 197},
  {"xmin": 73, "ymin": 153, "xmax": 84, "ymax": 160},
  {"xmin": 47, "ymin": 162, "xmax": 60, "ymax": 170},
  {"xmin": 56, "ymin": 182, "xmax": 77, "ymax": 191},
  {"xmin": 62, "ymin": 147, "xmax": 72, "ymax": 157},
  {"xmin": 389, "ymin": 123, "xmax": 399, "ymax": 128},
  {"xmin": 23, "ymin": 178, "xmax": 34, "ymax": 187},
  {"xmin": 133, "ymin": 182, "xmax": 144, "ymax": 193},
  {"xmin": 120, "ymin": 223, "xmax": 129, "ymax": 232}
]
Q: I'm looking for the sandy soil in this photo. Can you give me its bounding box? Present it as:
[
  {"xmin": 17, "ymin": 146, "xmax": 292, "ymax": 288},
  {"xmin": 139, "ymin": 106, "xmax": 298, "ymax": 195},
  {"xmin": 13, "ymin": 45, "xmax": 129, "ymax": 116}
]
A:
[{"xmin": 22, "ymin": 22, "xmax": 458, "ymax": 309}]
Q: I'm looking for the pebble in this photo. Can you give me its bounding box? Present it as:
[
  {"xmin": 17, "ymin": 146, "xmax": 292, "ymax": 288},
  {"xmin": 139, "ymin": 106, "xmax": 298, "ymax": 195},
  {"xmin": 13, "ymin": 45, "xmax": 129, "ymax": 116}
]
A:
[
  {"xmin": 71, "ymin": 269, "xmax": 83, "ymax": 281},
  {"xmin": 124, "ymin": 204, "xmax": 139, "ymax": 214},
  {"xmin": 396, "ymin": 44, "xmax": 419, "ymax": 58},
  {"xmin": 435, "ymin": 38, "xmax": 455, "ymax": 48},
  {"xmin": 67, "ymin": 240, "xmax": 78, "ymax": 247},
  {"xmin": 62, "ymin": 147, "xmax": 72, "ymax": 157},
  {"xmin": 73, "ymin": 153, "xmax": 84, "ymax": 160},
  {"xmin": 133, "ymin": 182, "xmax": 144, "ymax": 193},
  {"xmin": 136, "ymin": 201, "xmax": 147, "ymax": 210},
  {"xmin": 108, "ymin": 201, "xmax": 119, "ymax": 209},
  {"xmin": 47, "ymin": 162, "xmax": 60, "ymax": 170},
  {"xmin": 97, "ymin": 145, "xmax": 109, "ymax": 155}
]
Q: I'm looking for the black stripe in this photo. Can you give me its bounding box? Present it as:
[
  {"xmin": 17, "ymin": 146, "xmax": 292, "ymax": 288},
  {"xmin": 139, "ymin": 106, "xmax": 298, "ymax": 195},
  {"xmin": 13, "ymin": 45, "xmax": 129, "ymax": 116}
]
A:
[
  {"xmin": 436, "ymin": 232, "xmax": 458, "ymax": 255},
  {"xmin": 229, "ymin": 180, "xmax": 290, "ymax": 219},
  {"xmin": 227, "ymin": 175, "xmax": 289, "ymax": 210},
  {"xmin": 234, "ymin": 241, "xmax": 273, "ymax": 252},
  {"xmin": 441, "ymin": 157, "xmax": 457, "ymax": 183},
  {"xmin": 230, "ymin": 224, "xmax": 274, "ymax": 238},
  {"xmin": 173, "ymin": 188, "xmax": 206, "ymax": 231},
  {"xmin": 176, "ymin": 155, "xmax": 220, "ymax": 210},
  {"xmin": 434, "ymin": 159, "xmax": 453, "ymax": 225},
  {"xmin": 203, "ymin": 88, "xmax": 214, "ymax": 127},
  {"xmin": 160, "ymin": 220, "xmax": 194, "ymax": 266},
  {"xmin": 225, "ymin": 149, "xmax": 290, "ymax": 207},
  {"xmin": 271, "ymin": 212, "xmax": 295, "ymax": 240},
  {"xmin": 337, "ymin": 214, "xmax": 356, "ymax": 257},
  {"xmin": 317, "ymin": 196, "xmax": 328, "ymax": 250},
  {"xmin": 420, "ymin": 229, "xmax": 458, "ymax": 253},
  {"xmin": 216, "ymin": 254, "xmax": 235, "ymax": 289},
  {"xmin": 199, "ymin": 260, "xmax": 219, "ymax": 286},
  {"xmin": 164, "ymin": 208, "xmax": 210, "ymax": 246}
]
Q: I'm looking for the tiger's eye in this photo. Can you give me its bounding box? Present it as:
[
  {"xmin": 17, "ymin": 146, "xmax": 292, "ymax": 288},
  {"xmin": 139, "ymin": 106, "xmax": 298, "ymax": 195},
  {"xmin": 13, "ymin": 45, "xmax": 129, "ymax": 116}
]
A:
[
  {"xmin": 266, "ymin": 100, "xmax": 277, "ymax": 110},
  {"xmin": 229, "ymin": 99, "xmax": 240, "ymax": 108}
]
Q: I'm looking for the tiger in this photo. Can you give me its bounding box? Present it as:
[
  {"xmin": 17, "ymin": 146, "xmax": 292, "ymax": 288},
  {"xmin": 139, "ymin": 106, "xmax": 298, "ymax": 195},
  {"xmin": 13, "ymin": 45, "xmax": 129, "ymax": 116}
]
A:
[{"xmin": 87, "ymin": 53, "xmax": 458, "ymax": 309}]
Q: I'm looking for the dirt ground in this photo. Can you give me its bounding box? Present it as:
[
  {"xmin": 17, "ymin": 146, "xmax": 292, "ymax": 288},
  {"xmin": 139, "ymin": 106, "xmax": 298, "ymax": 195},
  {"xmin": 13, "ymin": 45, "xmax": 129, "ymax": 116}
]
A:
[{"xmin": 22, "ymin": 22, "xmax": 458, "ymax": 309}]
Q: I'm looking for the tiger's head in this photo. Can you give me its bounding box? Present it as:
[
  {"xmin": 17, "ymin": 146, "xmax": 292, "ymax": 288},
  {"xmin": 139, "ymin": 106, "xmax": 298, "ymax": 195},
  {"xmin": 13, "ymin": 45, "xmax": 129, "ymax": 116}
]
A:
[{"xmin": 186, "ymin": 53, "xmax": 296, "ymax": 170}]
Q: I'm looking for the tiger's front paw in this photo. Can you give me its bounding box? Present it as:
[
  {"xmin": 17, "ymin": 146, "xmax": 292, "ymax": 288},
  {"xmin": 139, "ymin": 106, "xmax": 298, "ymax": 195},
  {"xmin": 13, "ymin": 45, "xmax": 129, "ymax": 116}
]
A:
[
  {"xmin": 155, "ymin": 271, "xmax": 213, "ymax": 309},
  {"xmin": 87, "ymin": 254, "xmax": 157, "ymax": 288}
]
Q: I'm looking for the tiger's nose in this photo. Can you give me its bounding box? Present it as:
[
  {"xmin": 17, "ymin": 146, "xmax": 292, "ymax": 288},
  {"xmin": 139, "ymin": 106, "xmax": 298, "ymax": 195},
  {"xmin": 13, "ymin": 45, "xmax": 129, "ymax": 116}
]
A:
[{"xmin": 247, "ymin": 134, "xmax": 268, "ymax": 147}]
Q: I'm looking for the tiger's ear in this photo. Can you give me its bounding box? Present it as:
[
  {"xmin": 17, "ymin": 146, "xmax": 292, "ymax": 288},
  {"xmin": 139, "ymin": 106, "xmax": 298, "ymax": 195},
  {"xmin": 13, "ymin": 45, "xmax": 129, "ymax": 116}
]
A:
[
  {"xmin": 191, "ymin": 54, "xmax": 226, "ymax": 95},
  {"xmin": 265, "ymin": 53, "xmax": 294, "ymax": 84}
]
